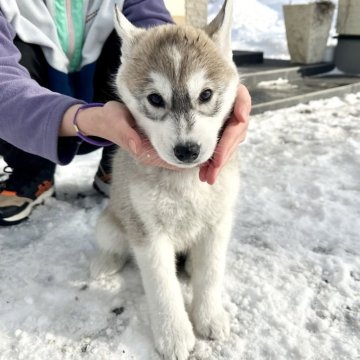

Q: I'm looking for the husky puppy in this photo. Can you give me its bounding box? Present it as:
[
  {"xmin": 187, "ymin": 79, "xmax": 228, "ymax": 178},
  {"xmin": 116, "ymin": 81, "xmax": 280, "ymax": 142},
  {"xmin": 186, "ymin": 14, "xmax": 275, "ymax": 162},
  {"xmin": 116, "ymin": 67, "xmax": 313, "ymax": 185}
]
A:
[{"xmin": 93, "ymin": 1, "xmax": 240, "ymax": 358}]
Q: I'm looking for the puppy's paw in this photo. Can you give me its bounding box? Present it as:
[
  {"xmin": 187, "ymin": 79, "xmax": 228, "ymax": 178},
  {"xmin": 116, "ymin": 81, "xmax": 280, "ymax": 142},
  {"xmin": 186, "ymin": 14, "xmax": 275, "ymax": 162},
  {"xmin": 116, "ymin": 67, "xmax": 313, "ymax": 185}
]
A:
[
  {"xmin": 192, "ymin": 307, "xmax": 230, "ymax": 341},
  {"xmin": 155, "ymin": 318, "xmax": 196, "ymax": 360}
]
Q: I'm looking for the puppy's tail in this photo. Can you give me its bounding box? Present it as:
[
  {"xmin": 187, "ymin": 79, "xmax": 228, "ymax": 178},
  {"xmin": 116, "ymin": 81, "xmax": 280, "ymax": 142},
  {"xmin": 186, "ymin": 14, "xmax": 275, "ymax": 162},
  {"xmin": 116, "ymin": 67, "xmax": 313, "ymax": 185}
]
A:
[
  {"xmin": 90, "ymin": 208, "xmax": 130, "ymax": 279},
  {"xmin": 90, "ymin": 251, "xmax": 129, "ymax": 279}
]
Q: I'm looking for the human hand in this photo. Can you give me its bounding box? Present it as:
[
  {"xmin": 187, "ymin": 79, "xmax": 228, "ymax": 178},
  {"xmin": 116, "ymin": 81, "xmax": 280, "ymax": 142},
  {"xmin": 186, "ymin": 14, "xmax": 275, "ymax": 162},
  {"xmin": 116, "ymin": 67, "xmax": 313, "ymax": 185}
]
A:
[
  {"xmin": 105, "ymin": 102, "xmax": 181, "ymax": 169},
  {"xmin": 199, "ymin": 84, "xmax": 251, "ymax": 185},
  {"xmin": 61, "ymin": 101, "xmax": 177, "ymax": 169}
]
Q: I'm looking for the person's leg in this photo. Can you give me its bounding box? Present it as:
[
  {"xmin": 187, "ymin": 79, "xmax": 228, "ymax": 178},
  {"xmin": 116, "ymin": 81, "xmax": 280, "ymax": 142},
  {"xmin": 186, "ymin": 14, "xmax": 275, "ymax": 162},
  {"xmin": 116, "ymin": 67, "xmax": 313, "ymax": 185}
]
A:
[
  {"xmin": 0, "ymin": 139, "xmax": 56, "ymax": 175},
  {"xmin": 93, "ymin": 30, "xmax": 121, "ymax": 103},
  {"xmin": 92, "ymin": 31, "xmax": 121, "ymax": 196},
  {"xmin": 93, "ymin": 144, "xmax": 118, "ymax": 196},
  {"xmin": 0, "ymin": 38, "xmax": 55, "ymax": 225}
]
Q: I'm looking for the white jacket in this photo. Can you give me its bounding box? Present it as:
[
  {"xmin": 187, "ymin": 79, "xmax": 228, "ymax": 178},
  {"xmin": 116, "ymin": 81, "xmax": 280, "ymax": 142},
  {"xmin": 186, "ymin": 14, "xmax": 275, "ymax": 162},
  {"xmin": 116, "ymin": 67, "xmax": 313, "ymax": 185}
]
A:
[{"xmin": 0, "ymin": 0, "xmax": 124, "ymax": 73}]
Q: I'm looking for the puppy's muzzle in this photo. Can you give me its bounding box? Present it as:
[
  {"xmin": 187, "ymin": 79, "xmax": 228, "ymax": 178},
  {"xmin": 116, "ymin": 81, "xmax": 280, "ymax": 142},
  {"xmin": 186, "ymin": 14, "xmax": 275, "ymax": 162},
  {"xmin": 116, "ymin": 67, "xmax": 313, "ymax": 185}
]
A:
[{"xmin": 174, "ymin": 142, "xmax": 200, "ymax": 163}]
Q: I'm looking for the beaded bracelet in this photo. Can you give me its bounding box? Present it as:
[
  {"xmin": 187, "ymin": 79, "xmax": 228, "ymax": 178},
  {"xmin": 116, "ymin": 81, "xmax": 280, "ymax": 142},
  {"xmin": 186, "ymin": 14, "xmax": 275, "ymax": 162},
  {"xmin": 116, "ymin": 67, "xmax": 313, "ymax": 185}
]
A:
[{"xmin": 72, "ymin": 103, "xmax": 113, "ymax": 147}]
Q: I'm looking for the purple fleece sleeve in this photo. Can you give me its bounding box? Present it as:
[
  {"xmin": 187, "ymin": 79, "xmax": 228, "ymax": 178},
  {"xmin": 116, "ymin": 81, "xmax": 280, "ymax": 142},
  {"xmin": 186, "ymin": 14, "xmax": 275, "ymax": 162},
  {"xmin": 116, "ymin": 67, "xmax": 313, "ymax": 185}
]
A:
[
  {"xmin": 0, "ymin": 12, "xmax": 82, "ymax": 165},
  {"xmin": 123, "ymin": 0, "xmax": 173, "ymax": 28},
  {"xmin": 0, "ymin": 2, "xmax": 173, "ymax": 165}
]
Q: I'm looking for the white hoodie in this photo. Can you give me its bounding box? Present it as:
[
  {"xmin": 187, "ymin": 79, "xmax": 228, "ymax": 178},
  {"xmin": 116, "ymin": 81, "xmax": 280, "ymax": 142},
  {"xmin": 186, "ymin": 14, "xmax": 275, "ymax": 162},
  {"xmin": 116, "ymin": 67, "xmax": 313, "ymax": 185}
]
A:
[{"xmin": 0, "ymin": 0, "xmax": 124, "ymax": 73}]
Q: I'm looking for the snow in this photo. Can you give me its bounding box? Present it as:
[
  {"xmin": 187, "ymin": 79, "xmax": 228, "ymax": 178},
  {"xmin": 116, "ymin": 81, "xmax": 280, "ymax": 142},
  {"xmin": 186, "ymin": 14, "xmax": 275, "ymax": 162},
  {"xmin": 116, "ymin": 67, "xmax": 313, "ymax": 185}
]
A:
[
  {"xmin": 1, "ymin": 93, "xmax": 359, "ymax": 359},
  {"xmin": 1, "ymin": 1, "xmax": 360, "ymax": 359},
  {"xmin": 256, "ymin": 78, "xmax": 298, "ymax": 90}
]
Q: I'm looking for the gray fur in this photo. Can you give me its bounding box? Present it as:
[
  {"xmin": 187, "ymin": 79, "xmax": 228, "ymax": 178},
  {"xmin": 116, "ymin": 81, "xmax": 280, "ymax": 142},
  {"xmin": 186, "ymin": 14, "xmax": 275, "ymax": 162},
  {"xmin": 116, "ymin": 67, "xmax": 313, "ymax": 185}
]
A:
[{"xmin": 94, "ymin": 1, "xmax": 240, "ymax": 359}]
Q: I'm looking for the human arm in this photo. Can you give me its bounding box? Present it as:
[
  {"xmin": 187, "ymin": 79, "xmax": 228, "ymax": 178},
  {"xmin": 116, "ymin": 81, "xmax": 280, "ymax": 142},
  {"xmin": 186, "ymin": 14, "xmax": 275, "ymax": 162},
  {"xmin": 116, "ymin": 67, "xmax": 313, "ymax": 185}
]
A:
[
  {"xmin": 1, "ymin": 8, "xmax": 250, "ymax": 175},
  {"xmin": 122, "ymin": 0, "xmax": 173, "ymax": 28},
  {"xmin": 0, "ymin": 11, "xmax": 83, "ymax": 164},
  {"xmin": 0, "ymin": 1, "xmax": 173, "ymax": 165}
]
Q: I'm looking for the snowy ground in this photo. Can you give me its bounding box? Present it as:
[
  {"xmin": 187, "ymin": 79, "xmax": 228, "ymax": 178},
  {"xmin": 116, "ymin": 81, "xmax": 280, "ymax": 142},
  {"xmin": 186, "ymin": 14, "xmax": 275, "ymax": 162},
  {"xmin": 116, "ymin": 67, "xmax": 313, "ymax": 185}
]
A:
[{"xmin": 1, "ymin": 92, "xmax": 359, "ymax": 359}]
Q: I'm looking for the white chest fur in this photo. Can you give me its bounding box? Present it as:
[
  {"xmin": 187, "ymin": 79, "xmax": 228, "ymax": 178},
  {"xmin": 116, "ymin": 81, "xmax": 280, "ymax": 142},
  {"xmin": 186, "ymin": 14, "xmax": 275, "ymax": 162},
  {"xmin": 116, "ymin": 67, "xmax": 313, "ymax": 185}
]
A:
[
  {"xmin": 94, "ymin": 150, "xmax": 240, "ymax": 360},
  {"xmin": 110, "ymin": 149, "xmax": 239, "ymax": 252}
]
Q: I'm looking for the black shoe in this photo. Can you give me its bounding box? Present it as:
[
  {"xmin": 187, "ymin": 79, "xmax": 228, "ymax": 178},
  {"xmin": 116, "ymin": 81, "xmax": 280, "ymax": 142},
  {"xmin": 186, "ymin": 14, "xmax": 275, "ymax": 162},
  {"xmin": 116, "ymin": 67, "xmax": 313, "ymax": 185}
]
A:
[
  {"xmin": 93, "ymin": 145, "xmax": 116, "ymax": 197},
  {"xmin": 0, "ymin": 167, "xmax": 55, "ymax": 225}
]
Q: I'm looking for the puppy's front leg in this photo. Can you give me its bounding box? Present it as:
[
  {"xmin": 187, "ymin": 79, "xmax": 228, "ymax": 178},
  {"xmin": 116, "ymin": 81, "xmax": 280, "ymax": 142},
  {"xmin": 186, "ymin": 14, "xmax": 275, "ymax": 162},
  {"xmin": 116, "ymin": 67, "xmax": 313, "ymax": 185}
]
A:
[
  {"xmin": 133, "ymin": 236, "xmax": 195, "ymax": 360},
  {"xmin": 190, "ymin": 217, "xmax": 232, "ymax": 341}
]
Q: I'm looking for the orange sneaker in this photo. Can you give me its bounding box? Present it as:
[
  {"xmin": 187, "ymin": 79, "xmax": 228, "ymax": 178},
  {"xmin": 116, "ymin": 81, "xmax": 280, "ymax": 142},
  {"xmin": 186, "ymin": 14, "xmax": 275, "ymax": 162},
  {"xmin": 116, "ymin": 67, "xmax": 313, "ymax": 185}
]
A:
[{"xmin": 0, "ymin": 167, "xmax": 54, "ymax": 225}]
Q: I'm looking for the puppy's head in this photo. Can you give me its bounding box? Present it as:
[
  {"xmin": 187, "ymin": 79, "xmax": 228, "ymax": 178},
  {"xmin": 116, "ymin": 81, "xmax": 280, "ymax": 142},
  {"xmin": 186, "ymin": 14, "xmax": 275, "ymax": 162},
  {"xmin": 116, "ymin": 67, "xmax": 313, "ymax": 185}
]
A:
[{"xmin": 114, "ymin": 0, "xmax": 238, "ymax": 168}]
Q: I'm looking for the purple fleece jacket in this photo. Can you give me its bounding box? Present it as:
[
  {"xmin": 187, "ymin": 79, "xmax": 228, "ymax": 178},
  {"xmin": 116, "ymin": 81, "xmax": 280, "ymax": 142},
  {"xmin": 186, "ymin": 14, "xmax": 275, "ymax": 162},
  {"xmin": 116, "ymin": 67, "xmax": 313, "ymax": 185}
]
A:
[{"xmin": 0, "ymin": 0, "xmax": 172, "ymax": 164}]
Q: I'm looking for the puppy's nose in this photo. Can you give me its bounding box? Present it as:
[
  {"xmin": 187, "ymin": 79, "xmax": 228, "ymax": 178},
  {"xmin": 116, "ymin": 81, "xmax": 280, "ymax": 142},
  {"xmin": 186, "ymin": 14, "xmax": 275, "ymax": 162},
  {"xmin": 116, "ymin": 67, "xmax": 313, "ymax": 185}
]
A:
[{"xmin": 174, "ymin": 142, "xmax": 200, "ymax": 163}]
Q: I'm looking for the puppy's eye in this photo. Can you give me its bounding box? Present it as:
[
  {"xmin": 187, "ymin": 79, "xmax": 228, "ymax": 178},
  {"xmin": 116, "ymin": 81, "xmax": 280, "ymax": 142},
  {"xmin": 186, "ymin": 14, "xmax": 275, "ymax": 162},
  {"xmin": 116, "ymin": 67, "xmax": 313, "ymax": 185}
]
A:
[
  {"xmin": 199, "ymin": 89, "xmax": 213, "ymax": 103},
  {"xmin": 147, "ymin": 93, "xmax": 165, "ymax": 108}
]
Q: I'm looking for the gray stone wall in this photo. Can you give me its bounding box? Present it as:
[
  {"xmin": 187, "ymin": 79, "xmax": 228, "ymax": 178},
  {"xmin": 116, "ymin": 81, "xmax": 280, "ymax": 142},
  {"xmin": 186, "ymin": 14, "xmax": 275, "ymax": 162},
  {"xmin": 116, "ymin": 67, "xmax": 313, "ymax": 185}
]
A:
[{"xmin": 337, "ymin": 0, "xmax": 360, "ymax": 35}]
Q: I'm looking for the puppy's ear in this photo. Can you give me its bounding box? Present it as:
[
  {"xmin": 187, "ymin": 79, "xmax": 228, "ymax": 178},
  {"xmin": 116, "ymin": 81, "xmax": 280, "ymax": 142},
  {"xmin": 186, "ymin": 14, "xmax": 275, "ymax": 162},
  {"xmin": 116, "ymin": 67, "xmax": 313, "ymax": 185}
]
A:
[
  {"xmin": 114, "ymin": 5, "xmax": 144, "ymax": 59},
  {"xmin": 204, "ymin": 0, "xmax": 233, "ymax": 61}
]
